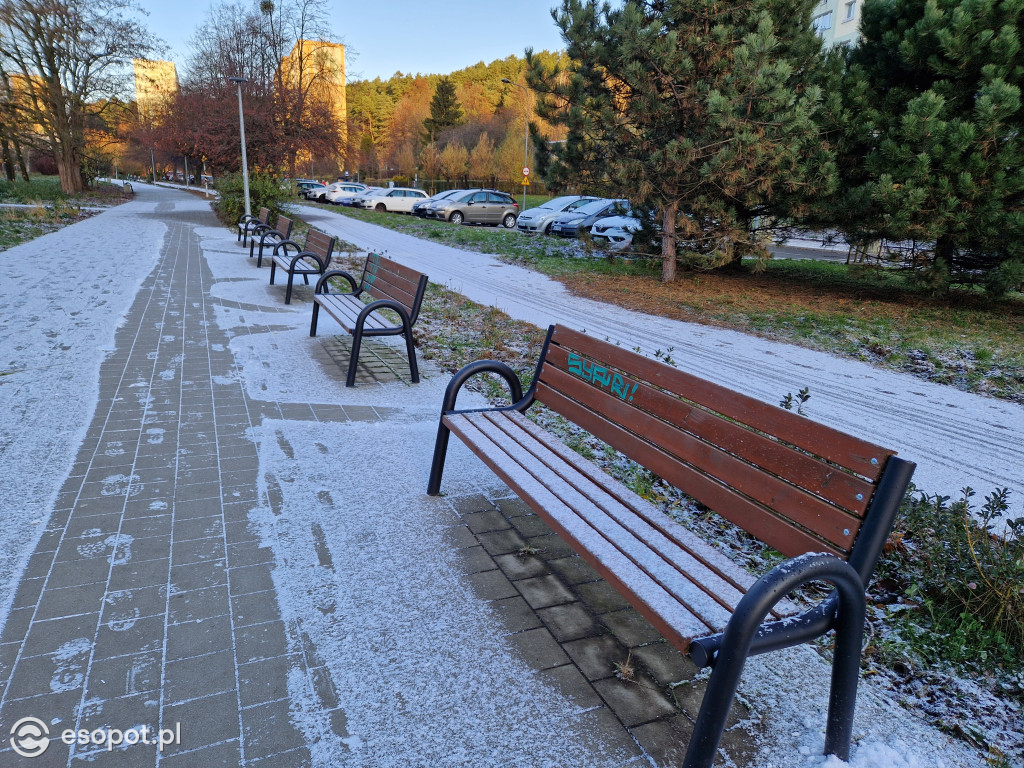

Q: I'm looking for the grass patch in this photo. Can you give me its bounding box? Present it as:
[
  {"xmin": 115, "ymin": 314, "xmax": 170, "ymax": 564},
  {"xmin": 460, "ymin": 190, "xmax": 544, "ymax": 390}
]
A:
[
  {"xmin": 0, "ymin": 204, "xmax": 98, "ymax": 252},
  {"xmin": 0, "ymin": 176, "xmax": 128, "ymax": 207}
]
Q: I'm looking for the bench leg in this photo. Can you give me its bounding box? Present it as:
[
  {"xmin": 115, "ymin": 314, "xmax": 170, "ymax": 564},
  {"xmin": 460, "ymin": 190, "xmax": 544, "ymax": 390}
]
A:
[
  {"xmin": 285, "ymin": 273, "xmax": 295, "ymax": 304},
  {"xmin": 682, "ymin": 555, "xmax": 865, "ymax": 768},
  {"xmin": 249, "ymin": 238, "xmax": 256, "ymax": 258},
  {"xmin": 404, "ymin": 329, "xmax": 420, "ymax": 384},
  {"xmin": 269, "ymin": 261, "xmax": 277, "ymax": 285},
  {"xmin": 426, "ymin": 419, "xmax": 451, "ymax": 495},
  {"xmin": 345, "ymin": 327, "xmax": 363, "ymax": 386},
  {"xmin": 310, "ymin": 302, "xmax": 320, "ymax": 337}
]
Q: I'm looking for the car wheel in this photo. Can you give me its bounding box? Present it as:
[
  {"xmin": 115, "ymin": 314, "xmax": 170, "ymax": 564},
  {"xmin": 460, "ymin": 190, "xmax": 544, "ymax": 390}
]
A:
[
  {"xmin": 318, "ymin": 194, "xmax": 326, "ymax": 201},
  {"xmin": 502, "ymin": 213, "xmax": 517, "ymax": 229},
  {"xmin": 375, "ymin": 203, "xmax": 386, "ymax": 212},
  {"xmin": 542, "ymin": 222, "xmax": 552, "ymax": 235},
  {"xmin": 449, "ymin": 211, "xmax": 464, "ymax": 225}
]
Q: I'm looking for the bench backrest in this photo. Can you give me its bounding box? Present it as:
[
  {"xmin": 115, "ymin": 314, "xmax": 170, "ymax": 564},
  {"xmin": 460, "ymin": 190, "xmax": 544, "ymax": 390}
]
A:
[
  {"xmin": 360, "ymin": 253, "xmax": 428, "ymax": 323},
  {"xmin": 274, "ymin": 215, "xmax": 294, "ymax": 239},
  {"xmin": 302, "ymin": 229, "xmax": 336, "ymax": 267},
  {"xmin": 258, "ymin": 207, "xmax": 271, "ymax": 224},
  {"xmin": 531, "ymin": 325, "xmax": 907, "ymax": 566}
]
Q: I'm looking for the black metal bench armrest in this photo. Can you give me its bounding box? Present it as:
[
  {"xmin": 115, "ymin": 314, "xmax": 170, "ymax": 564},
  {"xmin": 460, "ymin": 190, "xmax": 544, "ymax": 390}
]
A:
[
  {"xmin": 237, "ymin": 213, "xmax": 258, "ymax": 226},
  {"xmin": 440, "ymin": 360, "xmax": 527, "ymax": 415},
  {"xmin": 315, "ymin": 270, "xmax": 359, "ymax": 294},
  {"xmin": 355, "ymin": 298, "xmax": 411, "ymax": 329},
  {"xmin": 688, "ymin": 554, "xmax": 853, "ymax": 668},
  {"xmin": 683, "ymin": 553, "xmax": 866, "ymax": 766},
  {"xmin": 427, "ymin": 360, "xmax": 529, "ymax": 496},
  {"xmin": 287, "ymin": 250, "xmax": 326, "ymax": 272},
  {"xmin": 258, "ymin": 229, "xmax": 285, "ymax": 244},
  {"xmin": 271, "ymin": 238, "xmax": 301, "ymax": 256}
]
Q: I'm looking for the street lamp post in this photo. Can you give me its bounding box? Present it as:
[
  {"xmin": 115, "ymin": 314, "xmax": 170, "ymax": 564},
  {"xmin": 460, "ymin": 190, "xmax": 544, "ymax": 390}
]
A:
[
  {"xmin": 502, "ymin": 78, "xmax": 530, "ymax": 212},
  {"xmin": 228, "ymin": 76, "xmax": 252, "ymax": 217}
]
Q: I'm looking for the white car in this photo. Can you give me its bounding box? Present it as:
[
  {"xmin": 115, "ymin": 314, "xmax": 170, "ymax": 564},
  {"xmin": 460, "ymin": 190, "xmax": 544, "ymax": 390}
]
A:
[
  {"xmin": 358, "ymin": 187, "xmax": 429, "ymax": 213},
  {"xmin": 516, "ymin": 195, "xmax": 601, "ymax": 235},
  {"xmin": 590, "ymin": 215, "xmax": 645, "ymax": 250},
  {"xmin": 323, "ymin": 182, "xmax": 367, "ymax": 204}
]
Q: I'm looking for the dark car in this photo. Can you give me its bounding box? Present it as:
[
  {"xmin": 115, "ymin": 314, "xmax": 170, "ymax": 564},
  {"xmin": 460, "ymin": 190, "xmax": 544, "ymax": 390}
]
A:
[
  {"xmin": 547, "ymin": 198, "xmax": 632, "ymax": 238},
  {"xmin": 413, "ymin": 189, "xmax": 466, "ymax": 218},
  {"xmin": 430, "ymin": 189, "xmax": 519, "ymax": 228}
]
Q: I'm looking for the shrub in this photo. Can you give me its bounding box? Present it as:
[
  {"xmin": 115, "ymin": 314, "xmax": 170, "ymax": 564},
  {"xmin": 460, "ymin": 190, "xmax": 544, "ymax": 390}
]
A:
[
  {"xmin": 984, "ymin": 258, "xmax": 1024, "ymax": 300},
  {"xmin": 213, "ymin": 172, "xmax": 290, "ymax": 227},
  {"xmin": 878, "ymin": 486, "xmax": 1024, "ymax": 671}
]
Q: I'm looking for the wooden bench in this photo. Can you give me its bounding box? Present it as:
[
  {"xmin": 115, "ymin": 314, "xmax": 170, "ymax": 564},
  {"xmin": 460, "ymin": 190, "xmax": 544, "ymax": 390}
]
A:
[
  {"xmin": 237, "ymin": 206, "xmax": 271, "ymax": 246},
  {"xmin": 251, "ymin": 215, "xmax": 294, "ymax": 266},
  {"xmin": 427, "ymin": 324, "xmax": 915, "ymax": 768},
  {"xmin": 268, "ymin": 229, "xmax": 337, "ymax": 305},
  {"xmin": 310, "ymin": 253, "xmax": 429, "ymax": 387}
]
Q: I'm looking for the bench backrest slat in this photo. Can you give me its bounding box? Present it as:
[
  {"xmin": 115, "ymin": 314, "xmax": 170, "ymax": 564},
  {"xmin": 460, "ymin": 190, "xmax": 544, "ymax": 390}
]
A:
[
  {"xmin": 304, "ymin": 229, "xmax": 335, "ymax": 261},
  {"xmin": 275, "ymin": 215, "xmax": 293, "ymax": 239},
  {"xmin": 361, "ymin": 254, "xmax": 427, "ymax": 320},
  {"xmin": 535, "ymin": 325, "xmax": 899, "ymax": 559},
  {"xmin": 258, "ymin": 207, "xmax": 271, "ymax": 224}
]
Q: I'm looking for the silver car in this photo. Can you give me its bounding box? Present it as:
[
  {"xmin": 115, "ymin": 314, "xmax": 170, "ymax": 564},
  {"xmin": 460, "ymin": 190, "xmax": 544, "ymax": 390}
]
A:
[
  {"xmin": 430, "ymin": 189, "xmax": 520, "ymax": 227},
  {"xmin": 516, "ymin": 195, "xmax": 601, "ymax": 235}
]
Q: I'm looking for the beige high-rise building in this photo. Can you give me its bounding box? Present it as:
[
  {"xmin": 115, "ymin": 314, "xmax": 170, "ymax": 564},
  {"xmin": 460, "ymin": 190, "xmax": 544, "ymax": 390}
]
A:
[
  {"xmin": 281, "ymin": 40, "xmax": 346, "ymax": 162},
  {"xmin": 133, "ymin": 59, "xmax": 179, "ymax": 121}
]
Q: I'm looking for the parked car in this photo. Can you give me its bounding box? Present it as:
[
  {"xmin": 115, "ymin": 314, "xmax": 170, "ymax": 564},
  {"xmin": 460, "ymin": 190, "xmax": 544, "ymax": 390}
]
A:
[
  {"xmin": 430, "ymin": 189, "xmax": 519, "ymax": 227},
  {"xmin": 344, "ymin": 186, "xmax": 385, "ymax": 207},
  {"xmin": 357, "ymin": 187, "xmax": 429, "ymax": 213},
  {"xmin": 548, "ymin": 198, "xmax": 632, "ymax": 238},
  {"xmin": 299, "ymin": 181, "xmax": 327, "ymax": 200},
  {"xmin": 516, "ymin": 195, "xmax": 601, "ymax": 235},
  {"xmin": 590, "ymin": 215, "xmax": 645, "ymax": 250},
  {"xmin": 412, "ymin": 189, "xmax": 466, "ymax": 218},
  {"xmin": 324, "ymin": 182, "xmax": 367, "ymax": 204}
]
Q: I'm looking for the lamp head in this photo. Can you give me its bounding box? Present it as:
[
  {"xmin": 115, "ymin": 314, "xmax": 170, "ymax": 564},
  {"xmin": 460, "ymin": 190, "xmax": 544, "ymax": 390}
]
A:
[
  {"xmin": 228, "ymin": 76, "xmax": 249, "ymax": 84},
  {"xmin": 501, "ymin": 78, "xmax": 511, "ymax": 84}
]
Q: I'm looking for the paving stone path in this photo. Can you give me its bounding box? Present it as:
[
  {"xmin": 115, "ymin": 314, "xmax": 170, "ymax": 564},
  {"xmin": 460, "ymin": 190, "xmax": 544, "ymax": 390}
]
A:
[{"xmin": 0, "ymin": 187, "xmax": 751, "ymax": 768}]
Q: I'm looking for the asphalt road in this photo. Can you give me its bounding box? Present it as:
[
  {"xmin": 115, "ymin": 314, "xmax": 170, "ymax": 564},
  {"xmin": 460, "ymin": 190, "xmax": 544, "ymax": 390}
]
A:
[{"xmin": 298, "ymin": 206, "xmax": 1024, "ymax": 532}]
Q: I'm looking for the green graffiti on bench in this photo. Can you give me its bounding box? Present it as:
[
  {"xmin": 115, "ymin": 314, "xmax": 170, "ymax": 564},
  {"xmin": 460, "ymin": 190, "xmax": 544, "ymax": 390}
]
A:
[
  {"xmin": 567, "ymin": 352, "xmax": 639, "ymax": 402},
  {"xmin": 364, "ymin": 253, "xmax": 381, "ymax": 285}
]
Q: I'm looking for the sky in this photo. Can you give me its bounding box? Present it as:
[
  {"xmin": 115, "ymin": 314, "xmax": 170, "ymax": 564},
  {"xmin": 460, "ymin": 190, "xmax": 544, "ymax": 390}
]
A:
[{"xmin": 133, "ymin": 0, "xmax": 568, "ymax": 82}]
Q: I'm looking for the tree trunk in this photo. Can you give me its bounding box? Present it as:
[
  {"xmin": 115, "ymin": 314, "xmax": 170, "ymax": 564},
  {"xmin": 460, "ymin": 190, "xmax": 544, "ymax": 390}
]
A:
[
  {"xmin": 55, "ymin": 138, "xmax": 85, "ymax": 194},
  {"xmin": 12, "ymin": 135, "xmax": 29, "ymax": 181},
  {"xmin": 661, "ymin": 200, "xmax": 678, "ymax": 282},
  {"xmin": 1, "ymin": 138, "xmax": 14, "ymax": 182}
]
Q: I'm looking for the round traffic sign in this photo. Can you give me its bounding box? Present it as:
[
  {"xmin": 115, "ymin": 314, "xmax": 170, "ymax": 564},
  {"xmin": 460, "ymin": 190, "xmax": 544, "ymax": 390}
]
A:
[{"xmin": 522, "ymin": 167, "xmax": 530, "ymax": 176}]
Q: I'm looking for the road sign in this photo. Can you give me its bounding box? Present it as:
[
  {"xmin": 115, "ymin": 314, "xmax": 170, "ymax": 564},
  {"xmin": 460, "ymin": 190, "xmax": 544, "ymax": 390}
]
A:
[
  {"xmin": 522, "ymin": 177, "xmax": 530, "ymax": 186},
  {"xmin": 522, "ymin": 167, "xmax": 530, "ymax": 176}
]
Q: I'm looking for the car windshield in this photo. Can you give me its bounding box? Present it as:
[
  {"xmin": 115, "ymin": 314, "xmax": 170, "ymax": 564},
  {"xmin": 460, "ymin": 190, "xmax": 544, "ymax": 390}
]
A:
[
  {"xmin": 539, "ymin": 196, "xmax": 578, "ymax": 210},
  {"xmin": 566, "ymin": 197, "xmax": 597, "ymax": 211},
  {"xmin": 457, "ymin": 191, "xmax": 477, "ymax": 203},
  {"xmin": 432, "ymin": 189, "xmax": 463, "ymax": 201},
  {"xmin": 573, "ymin": 199, "xmax": 612, "ymax": 215}
]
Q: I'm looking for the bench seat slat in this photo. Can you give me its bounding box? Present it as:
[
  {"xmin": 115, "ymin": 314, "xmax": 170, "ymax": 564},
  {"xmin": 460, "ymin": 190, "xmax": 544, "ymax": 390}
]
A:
[
  {"xmin": 498, "ymin": 410, "xmax": 802, "ymax": 619},
  {"xmin": 445, "ymin": 412, "xmax": 715, "ymax": 649},
  {"xmin": 468, "ymin": 411, "xmax": 758, "ymax": 626},
  {"xmin": 315, "ymin": 294, "xmax": 395, "ymax": 332}
]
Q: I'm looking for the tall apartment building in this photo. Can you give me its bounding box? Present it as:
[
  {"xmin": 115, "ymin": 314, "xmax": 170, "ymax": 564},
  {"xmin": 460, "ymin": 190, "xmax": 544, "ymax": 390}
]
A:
[
  {"xmin": 133, "ymin": 59, "xmax": 179, "ymax": 121},
  {"xmin": 281, "ymin": 40, "xmax": 347, "ymax": 161},
  {"xmin": 812, "ymin": 0, "xmax": 862, "ymax": 47}
]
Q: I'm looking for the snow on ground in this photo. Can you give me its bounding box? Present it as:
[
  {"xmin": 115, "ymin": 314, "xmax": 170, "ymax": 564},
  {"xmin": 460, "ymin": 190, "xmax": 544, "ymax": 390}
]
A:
[
  {"xmin": 247, "ymin": 416, "xmax": 645, "ymax": 767},
  {"xmin": 296, "ymin": 206, "xmax": 1024, "ymax": 533},
  {"xmin": 0, "ymin": 196, "xmax": 166, "ymax": 630}
]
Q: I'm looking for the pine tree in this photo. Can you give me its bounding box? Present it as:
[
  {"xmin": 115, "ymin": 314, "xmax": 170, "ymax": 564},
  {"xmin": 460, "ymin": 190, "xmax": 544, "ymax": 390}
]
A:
[
  {"xmin": 832, "ymin": 0, "xmax": 1024, "ymax": 296},
  {"xmin": 528, "ymin": 0, "xmax": 836, "ymax": 281},
  {"xmin": 422, "ymin": 77, "xmax": 465, "ymax": 142}
]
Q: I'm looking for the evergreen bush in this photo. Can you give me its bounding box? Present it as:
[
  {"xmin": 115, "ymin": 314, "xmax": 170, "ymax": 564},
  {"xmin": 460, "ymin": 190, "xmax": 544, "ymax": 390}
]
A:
[{"xmin": 213, "ymin": 172, "xmax": 290, "ymax": 227}]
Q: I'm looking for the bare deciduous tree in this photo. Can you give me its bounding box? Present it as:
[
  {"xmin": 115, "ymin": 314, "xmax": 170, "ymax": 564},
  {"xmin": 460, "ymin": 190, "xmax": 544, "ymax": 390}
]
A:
[{"xmin": 0, "ymin": 0, "xmax": 158, "ymax": 191}]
